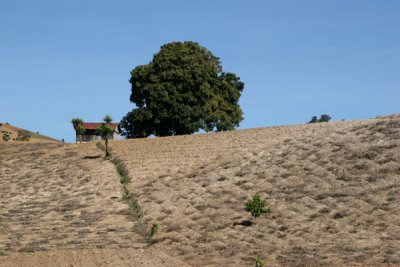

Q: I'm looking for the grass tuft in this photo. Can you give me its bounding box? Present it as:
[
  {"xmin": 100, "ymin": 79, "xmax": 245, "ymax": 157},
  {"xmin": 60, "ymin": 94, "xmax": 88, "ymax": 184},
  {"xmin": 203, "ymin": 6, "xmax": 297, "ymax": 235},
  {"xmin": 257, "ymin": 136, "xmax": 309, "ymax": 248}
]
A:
[
  {"xmin": 120, "ymin": 175, "xmax": 127, "ymax": 184},
  {"xmin": 147, "ymin": 222, "xmax": 159, "ymax": 242},
  {"xmin": 255, "ymin": 255, "xmax": 265, "ymax": 267}
]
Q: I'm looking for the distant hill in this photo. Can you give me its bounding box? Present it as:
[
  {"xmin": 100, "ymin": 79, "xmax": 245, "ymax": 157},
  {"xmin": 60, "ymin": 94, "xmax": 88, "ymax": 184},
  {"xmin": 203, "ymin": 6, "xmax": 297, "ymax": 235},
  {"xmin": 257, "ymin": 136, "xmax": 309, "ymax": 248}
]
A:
[{"xmin": 0, "ymin": 122, "xmax": 59, "ymax": 143}]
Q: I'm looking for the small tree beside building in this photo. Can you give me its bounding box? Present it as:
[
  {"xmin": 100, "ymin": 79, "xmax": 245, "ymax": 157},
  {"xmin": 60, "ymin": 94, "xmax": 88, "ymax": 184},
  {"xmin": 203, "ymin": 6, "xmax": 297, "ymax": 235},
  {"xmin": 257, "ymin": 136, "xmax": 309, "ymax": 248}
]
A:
[
  {"xmin": 71, "ymin": 118, "xmax": 86, "ymax": 143},
  {"xmin": 97, "ymin": 115, "xmax": 115, "ymax": 156}
]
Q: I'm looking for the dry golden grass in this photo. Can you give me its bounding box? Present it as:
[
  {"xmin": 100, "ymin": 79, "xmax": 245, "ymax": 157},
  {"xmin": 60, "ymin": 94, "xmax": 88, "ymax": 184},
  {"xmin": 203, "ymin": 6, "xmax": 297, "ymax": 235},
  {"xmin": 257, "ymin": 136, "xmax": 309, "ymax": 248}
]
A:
[
  {"xmin": 108, "ymin": 115, "xmax": 400, "ymax": 266},
  {"xmin": 0, "ymin": 142, "xmax": 190, "ymax": 266},
  {"xmin": 0, "ymin": 142, "xmax": 148, "ymax": 252},
  {"xmin": 0, "ymin": 123, "xmax": 59, "ymax": 143},
  {"xmin": 1, "ymin": 115, "xmax": 399, "ymax": 266}
]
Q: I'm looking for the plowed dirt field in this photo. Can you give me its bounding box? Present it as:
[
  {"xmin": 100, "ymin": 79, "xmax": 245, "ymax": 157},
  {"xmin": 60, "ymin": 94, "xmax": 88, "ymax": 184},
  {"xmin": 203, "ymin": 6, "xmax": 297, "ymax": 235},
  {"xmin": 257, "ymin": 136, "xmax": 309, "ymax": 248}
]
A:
[
  {"xmin": 109, "ymin": 115, "xmax": 400, "ymax": 266},
  {"xmin": 1, "ymin": 115, "xmax": 399, "ymax": 266}
]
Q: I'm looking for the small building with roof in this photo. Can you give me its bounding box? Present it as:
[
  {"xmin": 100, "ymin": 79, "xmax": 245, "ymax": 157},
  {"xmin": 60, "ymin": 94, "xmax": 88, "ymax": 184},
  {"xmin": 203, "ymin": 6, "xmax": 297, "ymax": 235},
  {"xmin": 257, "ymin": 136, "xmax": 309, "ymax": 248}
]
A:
[{"xmin": 76, "ymin": 122, "xmax": 120, "ymax": 143}]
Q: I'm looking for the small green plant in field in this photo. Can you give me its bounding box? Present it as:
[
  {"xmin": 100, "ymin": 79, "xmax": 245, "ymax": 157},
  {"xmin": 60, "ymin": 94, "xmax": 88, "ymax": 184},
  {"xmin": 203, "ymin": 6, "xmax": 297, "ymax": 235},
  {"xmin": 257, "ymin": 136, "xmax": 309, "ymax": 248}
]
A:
[
  {"xmin": 128, "ymin": 199, "xmax": 143, "ymax": 219},
  {"xmin": 122, "ymin": 184, "xmax": 131, "ymax": 200},
  {"xmin": 120, "ymin": 175, "xmax": 127, "ymax": 184},
  {"xmin": 245, "ymin": 193, "xmax": 271, "ymax": 218},
  {"xmin": 130, "ymin": 200, "xmax": 139, "ymax": 210},
  {"xmin": 255, "ymin": 255, "xmax": 265, "ymax": 267},
  {"xmin": 147, "ymin": 222, "xmax": 158, "ymax": 241}
]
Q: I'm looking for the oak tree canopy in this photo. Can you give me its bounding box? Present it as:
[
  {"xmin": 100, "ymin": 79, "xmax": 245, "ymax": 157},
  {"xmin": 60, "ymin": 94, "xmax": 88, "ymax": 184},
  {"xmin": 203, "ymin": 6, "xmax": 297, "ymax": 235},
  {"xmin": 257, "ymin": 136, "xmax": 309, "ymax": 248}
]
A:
[{"xmin": 120, "ymin": 41, "xmax": 244, "ymax": 138}]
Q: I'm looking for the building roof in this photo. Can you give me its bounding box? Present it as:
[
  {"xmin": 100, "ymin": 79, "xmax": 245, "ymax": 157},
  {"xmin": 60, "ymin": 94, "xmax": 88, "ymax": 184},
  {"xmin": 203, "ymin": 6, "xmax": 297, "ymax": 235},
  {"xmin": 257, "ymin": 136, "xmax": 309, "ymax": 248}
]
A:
[{"xmin": 82, "ymin": 122, "xmax": 119, "ymax": 130}]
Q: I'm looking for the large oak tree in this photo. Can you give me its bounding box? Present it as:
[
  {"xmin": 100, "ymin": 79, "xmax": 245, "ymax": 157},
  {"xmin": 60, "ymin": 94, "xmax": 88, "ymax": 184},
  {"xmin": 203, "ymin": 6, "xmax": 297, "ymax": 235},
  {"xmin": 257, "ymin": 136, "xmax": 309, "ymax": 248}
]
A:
[{"xmin": 120, "ymin": 41, "xmax": 244, "ymax": 138}]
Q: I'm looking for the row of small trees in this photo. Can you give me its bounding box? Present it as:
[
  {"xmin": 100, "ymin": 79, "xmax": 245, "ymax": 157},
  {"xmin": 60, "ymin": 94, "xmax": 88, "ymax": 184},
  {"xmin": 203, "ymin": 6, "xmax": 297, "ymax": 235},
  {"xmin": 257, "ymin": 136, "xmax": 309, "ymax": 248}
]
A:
[
  {"xmin": 308, "ymin": 114, "xmax": 331, "ymax": 124},
  {"xmin": 71, "ymin": 115, "xmax": 115, "ymax": 156},
  {"xmin": 2, "ymin": 130, "xmax": 31, "ymax": 141}
]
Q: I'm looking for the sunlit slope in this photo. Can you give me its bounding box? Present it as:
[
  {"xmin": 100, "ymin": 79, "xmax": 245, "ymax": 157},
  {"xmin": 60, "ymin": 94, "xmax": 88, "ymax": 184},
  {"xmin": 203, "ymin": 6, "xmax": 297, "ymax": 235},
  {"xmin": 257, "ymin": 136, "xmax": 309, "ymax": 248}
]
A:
[
  {"xmin": 109, "ymin": 114, "xmax": 400, "ymax": 266},
  {"xmin": 0, "ymin": 141, "xmax": 190, "ymax": 266},
  {"xmin": 0, "ymin": 142, "xmax": 146, "ymax": 252},
  {"xmin": 0, "ymin": 123, "xmax": 59, "ymax": 143}
]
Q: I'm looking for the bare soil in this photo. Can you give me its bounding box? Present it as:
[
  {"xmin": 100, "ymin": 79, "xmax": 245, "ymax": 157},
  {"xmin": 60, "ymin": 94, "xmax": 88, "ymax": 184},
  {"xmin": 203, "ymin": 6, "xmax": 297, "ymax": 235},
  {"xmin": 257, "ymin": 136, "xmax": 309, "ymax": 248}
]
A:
[
  {"xmin": 108, "ymin": 115, "xmax": 400, "ymax": 266},
  {"xmin": 0, "ymin": 142, "xmax": 187, "ymax": 266},
  {"xmin": 1, "ymin": 115, "xmax": 399, "ymax": 266}
]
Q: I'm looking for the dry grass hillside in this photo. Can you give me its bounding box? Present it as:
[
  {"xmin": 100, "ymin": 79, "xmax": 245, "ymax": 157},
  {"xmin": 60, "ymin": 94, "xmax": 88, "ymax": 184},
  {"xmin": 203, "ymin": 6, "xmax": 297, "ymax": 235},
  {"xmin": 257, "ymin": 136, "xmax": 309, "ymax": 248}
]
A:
[
  {"xmin": 0, "ymin": 142, "xmax": 189, "ymax": 266},
  {"xmin": 108, "ymin": 114, "xmax": 400, "ymax": 266},
  {"xmin": 0, "ymin": 115, "xmax": 399, "ymax": 266},
  {"xmin": 0, "ymin": 123, "xmax": 59, "ymax": 143}
]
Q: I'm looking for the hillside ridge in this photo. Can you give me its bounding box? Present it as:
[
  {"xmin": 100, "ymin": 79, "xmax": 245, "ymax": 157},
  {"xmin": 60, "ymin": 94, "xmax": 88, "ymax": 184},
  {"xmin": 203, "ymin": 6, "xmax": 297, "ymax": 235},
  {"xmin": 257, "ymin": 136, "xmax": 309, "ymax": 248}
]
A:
[
  {"xmin": 108, "ymin": 114, "xmax": 400, "ymax": 266},
  {"xmin": 0, "ymin": 122, "xmax": 59, "ymax": 143},
  {"xmin": 1, "ymin": 114, "xmax": 399, "ymax": 266}
]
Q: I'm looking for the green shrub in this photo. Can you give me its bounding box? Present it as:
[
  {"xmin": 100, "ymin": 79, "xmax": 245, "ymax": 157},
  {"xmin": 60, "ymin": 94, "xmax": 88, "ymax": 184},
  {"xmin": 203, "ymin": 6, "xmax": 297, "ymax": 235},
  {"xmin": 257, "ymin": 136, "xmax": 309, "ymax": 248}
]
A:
[
  {"xmin": 122, "ymin": 184, "xmax": 131, "ymax": 200},
  {"xmin": 308, "ymin": 116, "xmax": 318, "ymax": 124},
  {"xmin": 308, "ymin": 114, "xmax": 331, "ymax": 124},
  {"xmin": 255, "ymin": 255, "xmax": 265, "ymax": 267},
  {"xmin": 128, "ymin": 199, "xmax": 143, "ymax": 219},
  {"xmin": 245, "ymin": 193, "xmax": 271, "ymax": 218},
  {"xmin": 148, "ymin": 222, "xmax": 158, "ymax": 239},
  {"xmin": 319, "ymin": 114, "xmax": 331, "ymax": 122},
  {"xmin": 16, "ymin": 130, "xmax": 31, "ymax": 141},
  {"xmin": 120, "ymin": 175, "xmax": 127, "ymax": 184},
  {"xmin": 2, "ymin": 132, "xmax": 10, "ymax": 141}
]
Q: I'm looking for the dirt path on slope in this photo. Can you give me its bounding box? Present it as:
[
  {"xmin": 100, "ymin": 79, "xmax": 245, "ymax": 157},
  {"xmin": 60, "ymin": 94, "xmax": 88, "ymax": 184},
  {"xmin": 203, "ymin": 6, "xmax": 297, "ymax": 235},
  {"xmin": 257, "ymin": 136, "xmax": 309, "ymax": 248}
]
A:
[{"xmin": 0, "ymin": 142, "xmax": 188, "ymax": 266}]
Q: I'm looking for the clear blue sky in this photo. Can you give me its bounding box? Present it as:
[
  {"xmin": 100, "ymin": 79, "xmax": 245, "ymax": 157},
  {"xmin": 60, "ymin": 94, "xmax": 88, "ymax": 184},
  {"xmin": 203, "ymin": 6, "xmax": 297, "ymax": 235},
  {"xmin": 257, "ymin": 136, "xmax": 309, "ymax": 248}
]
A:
[{"xmin": 1, "ymin": 0, "xmax": 399, "ymax": 142}]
